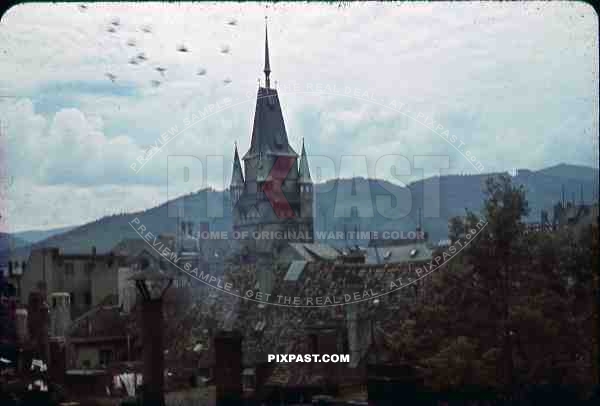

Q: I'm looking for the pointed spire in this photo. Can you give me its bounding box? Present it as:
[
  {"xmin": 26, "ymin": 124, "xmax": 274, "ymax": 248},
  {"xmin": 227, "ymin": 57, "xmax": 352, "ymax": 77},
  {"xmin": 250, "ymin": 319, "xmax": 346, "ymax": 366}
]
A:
[
  {"xmin": 298, "ymin": 138, "xmax": 312, "ymax": 183},
  {"xmin": 243, "ymin": 18, "xmax": 297, "ymax": 160},
  {"xmin": 231, "ymin": 142, "xmax": 244, "ymax": 187},
  {"xmin": 264, "ymin": 16, "xmax": 271, "ymax": 89}
]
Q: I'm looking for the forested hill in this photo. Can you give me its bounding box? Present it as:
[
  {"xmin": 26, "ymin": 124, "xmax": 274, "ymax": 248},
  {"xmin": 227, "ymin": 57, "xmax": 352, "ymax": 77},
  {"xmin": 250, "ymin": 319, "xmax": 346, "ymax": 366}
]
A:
[{"xmin": 3, "ymin": 163, "xmax": 597, "ymax": 255}]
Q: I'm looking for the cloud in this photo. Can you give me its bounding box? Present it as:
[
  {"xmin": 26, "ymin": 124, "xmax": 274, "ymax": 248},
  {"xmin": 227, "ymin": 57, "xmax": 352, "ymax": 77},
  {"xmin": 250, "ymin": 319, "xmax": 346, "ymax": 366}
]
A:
[
  {"xmin": 3, "ymin": 178, "xmax": 166, "ymax": 231},
  {"xmin": 2, "ymin": 98, "xmax": 142, "ymax": 185}
]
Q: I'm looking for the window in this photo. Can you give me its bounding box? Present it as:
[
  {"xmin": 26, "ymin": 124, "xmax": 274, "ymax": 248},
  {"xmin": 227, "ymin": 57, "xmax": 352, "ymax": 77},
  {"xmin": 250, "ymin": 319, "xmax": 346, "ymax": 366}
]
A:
[
  {"xmin": 99, "ymin": 349, "xmax": 112, "ymax": 367},
  {"xmin": 65, "ymin": 263, "xmax": 74, "ymax": 276},
  {"xmin": 70, "ymin": 292, "xmax": 75, "ymax": 307}
]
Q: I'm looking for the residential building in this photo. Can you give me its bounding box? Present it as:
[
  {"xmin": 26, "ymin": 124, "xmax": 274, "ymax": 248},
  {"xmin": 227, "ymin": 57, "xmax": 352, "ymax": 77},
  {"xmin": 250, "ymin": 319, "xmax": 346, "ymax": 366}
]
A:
[{"xmin": 20, "ymin": 247, "xmax": 126, "ymax": 320}]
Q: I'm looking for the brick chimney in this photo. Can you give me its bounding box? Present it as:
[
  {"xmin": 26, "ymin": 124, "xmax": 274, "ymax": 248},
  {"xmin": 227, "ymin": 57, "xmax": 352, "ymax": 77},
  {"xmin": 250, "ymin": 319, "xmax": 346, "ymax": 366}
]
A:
[
  {"xmin": 15, "ymin": 307, "xmax": 28, "ymax": 343},
  {"xmin": 214, "ymin": 330, "xmax": 242, "ymax": 406}
]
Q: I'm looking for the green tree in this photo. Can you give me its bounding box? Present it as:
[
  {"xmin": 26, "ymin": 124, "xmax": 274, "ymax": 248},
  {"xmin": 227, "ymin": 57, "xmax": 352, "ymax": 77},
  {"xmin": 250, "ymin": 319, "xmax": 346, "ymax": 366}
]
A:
[
  {"xmin": 414, "ymin": 175, "xmax": 595, "ymax": 399},
  {"xmin": 414, "ymin": 175, "xmax": 530, "ymax": 393}
]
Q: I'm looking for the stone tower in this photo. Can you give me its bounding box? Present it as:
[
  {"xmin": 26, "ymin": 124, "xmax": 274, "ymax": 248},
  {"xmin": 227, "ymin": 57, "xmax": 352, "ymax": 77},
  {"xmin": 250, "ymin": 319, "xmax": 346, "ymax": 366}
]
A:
[{"xmin": 230, "ymin": 20, "xmax": 314, "ymax": 255}]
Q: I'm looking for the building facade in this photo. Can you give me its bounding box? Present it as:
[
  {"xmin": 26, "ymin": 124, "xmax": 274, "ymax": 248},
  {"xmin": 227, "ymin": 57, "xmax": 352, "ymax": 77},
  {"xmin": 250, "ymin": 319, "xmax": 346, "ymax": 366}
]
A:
[
  {"xmin": 229, "ymin": 23, "xmax": 314, "ymax": 255},
  {"xmin": 21, "ymin": 247, "xmax": 125, "ymax": 320}
]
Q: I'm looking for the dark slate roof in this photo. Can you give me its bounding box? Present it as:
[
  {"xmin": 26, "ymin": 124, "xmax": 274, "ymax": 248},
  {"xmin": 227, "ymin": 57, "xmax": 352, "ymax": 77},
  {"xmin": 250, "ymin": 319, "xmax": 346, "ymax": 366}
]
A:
[
  {"xmin": 230, "ymin": 144, "xmax": 245, "ymax": 187},
  {"xmin": 229, "ymin": 262, "xmax": 421, "ymax": 386},
  {"xmin": 298, "ymin": 139, "xmax": 312, "ymax": 183},
  {"xmin": 243, "ymin": 87, "xmax": 297, "ymax": 159},
  {"xmin": 220, "ymin": 258, "xmax": 433, "ymax": 364},
  {"xmin": 190, "ymin": 247, "xmax": 438, "ymax": 387}
]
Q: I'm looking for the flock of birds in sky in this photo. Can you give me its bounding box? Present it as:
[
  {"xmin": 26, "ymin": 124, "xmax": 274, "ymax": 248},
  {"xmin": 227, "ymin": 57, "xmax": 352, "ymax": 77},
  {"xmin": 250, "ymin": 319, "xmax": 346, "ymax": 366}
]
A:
[{"xmin": 75, "ymin": 4, "xmax": 237, "ymax": 88}]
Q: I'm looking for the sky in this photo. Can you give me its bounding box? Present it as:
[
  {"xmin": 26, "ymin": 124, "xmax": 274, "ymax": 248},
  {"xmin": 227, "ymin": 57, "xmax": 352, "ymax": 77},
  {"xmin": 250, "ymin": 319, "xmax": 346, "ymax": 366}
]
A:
[{"xmin": 0, "ymin": 1, "xmax": 598, "ymax": 232}]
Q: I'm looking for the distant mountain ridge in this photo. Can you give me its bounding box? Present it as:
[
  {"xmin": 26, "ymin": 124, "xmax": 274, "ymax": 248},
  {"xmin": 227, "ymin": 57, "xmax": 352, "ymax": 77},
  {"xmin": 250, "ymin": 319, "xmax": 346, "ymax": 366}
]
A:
[
  {"xmin": 0, "ymin": 233, "xmax": 30, "ymax": 253},
  {"xmin": 536, "ymin": 163, "xmax": 598, "ymax": 183},
  {"xmin": 1, "ymin": 163, "xmax": 597, "ymax": 256},
  {"xmin": 12, "ymin": 225, "xmax": 78, "ymax": 244}
]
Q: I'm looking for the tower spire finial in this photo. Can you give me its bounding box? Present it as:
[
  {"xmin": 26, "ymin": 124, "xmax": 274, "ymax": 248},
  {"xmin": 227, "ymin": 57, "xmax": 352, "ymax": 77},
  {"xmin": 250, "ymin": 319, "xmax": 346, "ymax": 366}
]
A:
[{"xmin": 264, "ymin": 16, "xmax": 271, "ymax": 89}]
